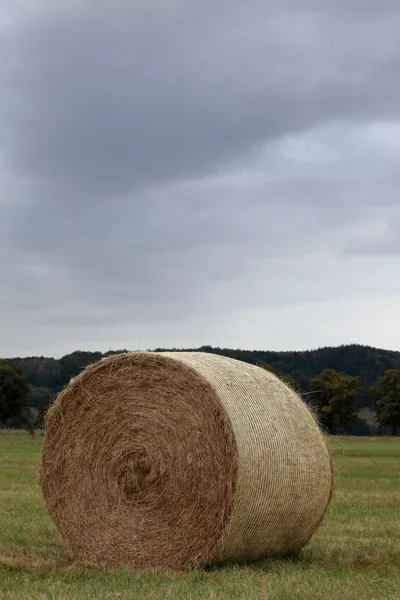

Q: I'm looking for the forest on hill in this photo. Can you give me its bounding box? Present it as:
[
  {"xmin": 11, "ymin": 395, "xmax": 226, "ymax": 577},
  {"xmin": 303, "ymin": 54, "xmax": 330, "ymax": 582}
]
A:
[{"xmin": 7, "ymin": 343, "xmax": 400, "ymax": 410}]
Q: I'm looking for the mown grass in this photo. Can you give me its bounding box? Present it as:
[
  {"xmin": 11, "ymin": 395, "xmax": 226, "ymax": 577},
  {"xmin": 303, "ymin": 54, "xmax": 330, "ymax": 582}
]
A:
[{"xmin": 0, "ymin": 434, "xmax": 399, "ymax": 599}]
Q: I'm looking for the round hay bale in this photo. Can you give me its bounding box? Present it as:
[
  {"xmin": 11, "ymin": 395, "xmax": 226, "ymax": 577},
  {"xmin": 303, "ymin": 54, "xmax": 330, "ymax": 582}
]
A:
[{"xmin": 40, "ymin": 352, "xmax": 333, "ymax": 570}]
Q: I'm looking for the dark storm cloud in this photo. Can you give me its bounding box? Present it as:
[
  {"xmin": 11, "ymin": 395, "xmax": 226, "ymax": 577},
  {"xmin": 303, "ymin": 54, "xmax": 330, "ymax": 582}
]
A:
[{"xmin": 2, "ymin": 0, "xmax": 400, "ymax": 198}]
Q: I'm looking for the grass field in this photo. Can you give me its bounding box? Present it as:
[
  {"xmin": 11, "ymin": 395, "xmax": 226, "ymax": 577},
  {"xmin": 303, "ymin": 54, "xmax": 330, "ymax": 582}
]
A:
[{"xmin": 0, "ymin": 434, "xmax": 399, "ymax": 599}]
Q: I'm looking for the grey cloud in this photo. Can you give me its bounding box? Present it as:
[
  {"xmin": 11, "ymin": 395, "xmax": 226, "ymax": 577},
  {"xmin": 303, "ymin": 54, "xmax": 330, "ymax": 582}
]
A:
[
  {"xmin": 2, "ymin": 1, "xmax": 400, "ymax": 356},
  {"xmin": 344, "ymin": 222, "xmax": 400, "ymax": 256},
  {"xmin": 2, "ymin": 0, "xmax": 400, "ymax": 201}
]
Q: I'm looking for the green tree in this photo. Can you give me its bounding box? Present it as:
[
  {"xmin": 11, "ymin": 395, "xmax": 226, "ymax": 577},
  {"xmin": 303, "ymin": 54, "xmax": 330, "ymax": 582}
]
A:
[
  {"xmin": 13, "ymin": 407, "xmax": 37, "ymax": 438},
  {"xmin": 36, "ymin": 389, "xmax": 54, "ymax": 429},
  {"xmin": 310, "ymin": 368, "xmax": 360, "ymax": 433},
  {"xmin": 0, "ymin": 360, "xmax": 31, "ymax": 424},
  {"xmin": 371, "ymin": 369, "xmax": 400, "ymax": 435}
]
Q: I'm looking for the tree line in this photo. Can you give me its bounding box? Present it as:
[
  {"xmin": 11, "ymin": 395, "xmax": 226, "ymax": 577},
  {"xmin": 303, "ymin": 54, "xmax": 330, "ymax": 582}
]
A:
[
  {"xmin": 265, "ymin": 365, "xmax": 399, "ymax": 435},
  {"xmin": 1, "ymin": 344, "xmax": 400, "ymax": 435}
]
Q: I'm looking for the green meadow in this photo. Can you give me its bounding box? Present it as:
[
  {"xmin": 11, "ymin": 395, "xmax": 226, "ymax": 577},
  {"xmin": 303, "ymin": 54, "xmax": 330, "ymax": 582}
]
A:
[{"xmin": 1, "ymin": 434, "xmax": 399, "ymax": 599}]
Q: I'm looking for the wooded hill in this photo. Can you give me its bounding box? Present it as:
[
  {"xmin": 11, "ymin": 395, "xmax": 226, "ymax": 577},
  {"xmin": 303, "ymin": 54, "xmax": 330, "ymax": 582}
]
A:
[{"xmin": 7, "ymin": 343, "xmax": 400, "ymax": 408}]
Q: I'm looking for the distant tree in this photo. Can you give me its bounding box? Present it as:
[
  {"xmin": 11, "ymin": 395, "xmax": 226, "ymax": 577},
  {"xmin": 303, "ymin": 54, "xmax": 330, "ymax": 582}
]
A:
[
  {"xmin": 0, "ymin": 360, "xmax": 31, "ymax": 424},
  {"xmin": 310, "ymin": 368, "xmax": 360, "ymax": 433},
  {"xmin": 19, "ymin": 407, "xmax": 37, "ymax": 438},
  {"xmin": 12, "ymin": 357, "xmax": 67, "ymax": 390},
  {"xmin": 36, "ymin": 389, "xmax": 54, "ymax": 429},
  {"xmin": 59, "ymin": 350, "xmax": 103, "ymax": 379},
  {"xmin": 371, "ymin": 369, "xmax": 400, "ymax": 435}
]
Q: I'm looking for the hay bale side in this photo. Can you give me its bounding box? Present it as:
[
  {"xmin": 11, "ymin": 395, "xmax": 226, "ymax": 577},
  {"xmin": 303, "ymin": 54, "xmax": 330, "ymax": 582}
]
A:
[
  {"xmin": 40, "ymin": 352, "xmax": 333, "ymax": 570},
  {"xmin": 162, "ymin": 352, "xmax": 333, "ymax": 564}
]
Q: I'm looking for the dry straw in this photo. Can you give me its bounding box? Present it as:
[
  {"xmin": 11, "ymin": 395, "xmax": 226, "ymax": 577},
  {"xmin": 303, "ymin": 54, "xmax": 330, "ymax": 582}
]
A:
[{"xmin": 40, "ymin": 352, "xmax": 333, "ymax": 570}]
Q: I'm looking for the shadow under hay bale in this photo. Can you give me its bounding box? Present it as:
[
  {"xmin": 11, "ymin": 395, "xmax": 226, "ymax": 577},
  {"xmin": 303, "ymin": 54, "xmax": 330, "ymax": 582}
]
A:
[{"xmin": 40, "ymin": 352, "xmax": 333, "ymax": 570}]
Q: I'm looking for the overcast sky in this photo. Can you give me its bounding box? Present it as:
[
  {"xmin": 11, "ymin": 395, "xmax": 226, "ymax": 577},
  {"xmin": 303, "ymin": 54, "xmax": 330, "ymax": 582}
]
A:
[{"xmin": 1, "ymin": 1, "xmax": 400, "ymax": 358}]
